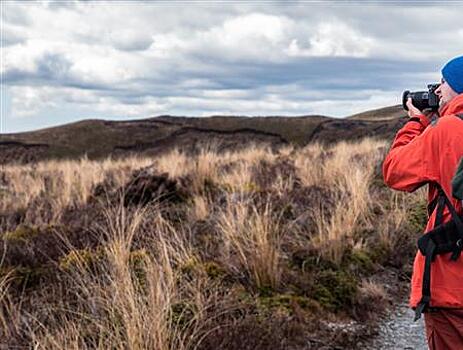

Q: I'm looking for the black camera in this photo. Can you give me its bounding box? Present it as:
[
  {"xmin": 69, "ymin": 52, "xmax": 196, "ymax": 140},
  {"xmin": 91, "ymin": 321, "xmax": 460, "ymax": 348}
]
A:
[{"xmin": 402, "ymin": 83, "xmax": 440, "ymax": 111}]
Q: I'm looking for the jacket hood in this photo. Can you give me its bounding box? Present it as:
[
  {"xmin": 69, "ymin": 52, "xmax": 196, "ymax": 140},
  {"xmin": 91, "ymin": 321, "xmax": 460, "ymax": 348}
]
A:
[{"xmin": 440, "ymin": 93, "xmax": 463, "ymax": 117}]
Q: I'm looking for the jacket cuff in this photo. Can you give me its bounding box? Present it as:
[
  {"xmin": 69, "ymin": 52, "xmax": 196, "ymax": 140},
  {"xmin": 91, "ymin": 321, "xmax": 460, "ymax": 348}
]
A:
[{"xmin": 408, "ymin": 114, "xmax": 431, "ymax": 128}]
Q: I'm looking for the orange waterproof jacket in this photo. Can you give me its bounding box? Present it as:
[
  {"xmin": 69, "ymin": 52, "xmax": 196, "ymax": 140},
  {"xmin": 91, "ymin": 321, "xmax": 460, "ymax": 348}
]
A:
[{"xmin": 383, "ymin": 93, "xmax": 463, "ymax": 309}]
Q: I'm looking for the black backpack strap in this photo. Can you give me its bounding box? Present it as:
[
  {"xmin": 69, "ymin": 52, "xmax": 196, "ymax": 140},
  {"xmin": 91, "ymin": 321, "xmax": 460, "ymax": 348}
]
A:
[
  {"xmin": 434, "ymin": 187, "xmax": 446, "ymax": 228},
  {"xmin": 427, "ymin": 194, "xmax": 439, "ymax": 217},
  {"xmin": 439, "ymin": 192, "xmax": 463, "ymax": 260},
  {"xmin": 414, "ymin": 182, "xmax": 463, "ymax": 321},
  {"xmin": 414, "ymin": 238, "xmax": 436, "ymax": 321}
]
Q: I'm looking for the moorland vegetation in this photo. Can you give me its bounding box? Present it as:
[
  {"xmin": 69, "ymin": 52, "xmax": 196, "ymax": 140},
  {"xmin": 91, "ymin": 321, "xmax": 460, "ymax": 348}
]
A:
[{"xmin": 0, "ymin": 138, "xmax": 426, "ymax": 349}]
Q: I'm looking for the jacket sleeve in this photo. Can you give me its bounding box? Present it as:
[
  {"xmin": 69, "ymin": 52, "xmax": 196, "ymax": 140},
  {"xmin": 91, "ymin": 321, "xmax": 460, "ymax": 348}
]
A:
[{"xmin": 382, "ymin": 114, "xmax": 439, "ymax": 192}]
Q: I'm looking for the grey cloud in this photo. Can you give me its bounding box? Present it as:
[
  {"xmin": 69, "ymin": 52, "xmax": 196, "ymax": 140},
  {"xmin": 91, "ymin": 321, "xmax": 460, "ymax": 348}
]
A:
[
  {"xmin": 1, "ymin": 34, "xmax": 24, "ymax": 47},
  {"xmin": 5, "ymin": 1, "xmax": 460, "ymax": 130},
  {"xmin": 5, "ymin": 52, "xmax": 78, "ymax": 87},
  {"xmin": 110, "ymin": 33, "xmax": 153, "ymax": 52},
  {"xmin": 112, "ymin": 38, "xmax": 153, "ymax": 52},
  {"xmin": 3, "ymin": 69, "xmax": 34, "ymax": 84},
  {"xmin": 44, "ymin": 1, "xmax": 79, "ymax": 10},
  {"xmin": 3, "ymin": 3, "xmax": 31, "ymax": 26},
  {"xmin": 36, "ymin": 53, "xmax": 72, "ymax": 81},
  {"xmin": 67, "ymin": 56, "xmax": 440, "ymax": 108},
  {"xmin": 69, "ymin": 57, "xmax": 422, "ymax": 110},
  {"xmin": 179, "ymin": 55, "xmax": 436, "ymax": 91}
]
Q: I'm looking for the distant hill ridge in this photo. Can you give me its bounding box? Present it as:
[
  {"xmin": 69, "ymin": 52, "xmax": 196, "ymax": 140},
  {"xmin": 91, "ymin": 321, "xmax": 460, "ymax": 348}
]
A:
[{"xmin": 0, "ymin": 105, "xmax": 407, "ymax": 164}]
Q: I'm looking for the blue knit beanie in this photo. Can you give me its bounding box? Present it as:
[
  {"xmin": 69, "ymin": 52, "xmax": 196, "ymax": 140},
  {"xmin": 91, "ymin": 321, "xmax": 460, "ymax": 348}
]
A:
[{"xmin": 442, "ymin": 56, "xmax": 463, "ymax": 94}]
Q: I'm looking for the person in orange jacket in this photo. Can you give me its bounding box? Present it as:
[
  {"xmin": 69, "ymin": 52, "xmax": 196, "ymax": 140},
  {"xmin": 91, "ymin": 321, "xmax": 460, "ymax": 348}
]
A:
[{"xmin": 383, "ymin": 55, "xmax": 463, "ymax": 349}]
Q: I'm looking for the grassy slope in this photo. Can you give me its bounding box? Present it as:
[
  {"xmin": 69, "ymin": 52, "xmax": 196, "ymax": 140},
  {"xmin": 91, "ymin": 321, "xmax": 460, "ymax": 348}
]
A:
[
  {"xmin": 0, "ymin": 116, "xmax": 329, "ymax": 160},
  {"xmin": 0, "ymin": 105, "xmax": 407, "ymax": 162},
  {"xmin": 347, "ymin": 105, "xmax": 405, "ymax": 121}
]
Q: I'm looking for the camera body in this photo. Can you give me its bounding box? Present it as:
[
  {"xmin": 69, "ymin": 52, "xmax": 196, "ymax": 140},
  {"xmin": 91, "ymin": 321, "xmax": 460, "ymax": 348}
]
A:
[{"xmin": 402, "ymin": 83, "xmax": 440, "ymax": 111}]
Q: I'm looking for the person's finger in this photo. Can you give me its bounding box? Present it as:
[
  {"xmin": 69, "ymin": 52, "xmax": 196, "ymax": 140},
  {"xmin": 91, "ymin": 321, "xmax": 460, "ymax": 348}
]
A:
[
  {"xmin": 407, "ymin": 98, "xmax": 421, "ymax": 113},
  {"xmin": 406, "ymin": 98, "xmax": 423, "ymax": 118},
  {"xmin": 406, "ymin": 97, "xmax": 415, "ymax": 110}
]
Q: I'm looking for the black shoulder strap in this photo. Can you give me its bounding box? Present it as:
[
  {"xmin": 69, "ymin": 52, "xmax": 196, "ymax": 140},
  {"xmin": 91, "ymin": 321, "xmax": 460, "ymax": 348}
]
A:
[
  {"xmin": 439, "ymin": 191, "xmax": 463, "ymax": 260},
  {"xmin": 435, "ymin": 187, "xmax": 446, "ymax": 227},
  {"xmin": 427, "ymin": 194, "xmax": 439, "ymax": 217},
  {"xmin": 428, "ymin": 184, "xmax": 446, "ymax": 223},
  {"xmin": 432, "ymin": 182, "xmax": 463, "ymax": 260}
]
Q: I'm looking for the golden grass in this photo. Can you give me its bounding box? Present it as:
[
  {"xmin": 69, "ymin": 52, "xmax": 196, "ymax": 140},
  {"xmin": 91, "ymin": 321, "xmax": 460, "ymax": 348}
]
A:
[
  {"xmin": 0, "ymin": 242, "xmax": 22, "ymax": 344},
  {"xmin": 277, "ymin": 144, "xmax": 295, "ymax": 158},
  {"xmin": 358, "ymin": 279, "xmax": 387, "ymax": 303},
  {"xmin": 302, "ymin": 138, "xmax": 388, "ymax": 263},
  {"xmin": 0, "ymin": 143, "xmax": 277, "ymax": 218},
  {"xmin": 376, "ymin": 189, "xmax": 425, "ymax": 252},
  {"xmin": 223, "ymin": 144, "xmax": 276, "ymax": 165},
  {"xmin": 154, "ymin": 148, "xmax": 191, "ymax": 178},
  {"xmin": 0, "ymin": 156, "xmax": 154, "ymax": 217},
  {"xmin": 293, "ymin": 142, "xmax": 325, "ymax": 187},
  {"xmin": 0, "ymin": 137, "xmax": 423, "ymax": 348},
  {"xmin": 27, "ymin": 201, "xmax": 217, "ymax": 350},
  {"xmin": 218, "ymin": 160, "xmax": 253, "ymax": 193},
  {"xmin": 188, "ymin": 195, "xmax": 210, "ymax": 222},
  {"xmin": 154, "ymin": 143, "xmax": 275, "ymax": 196},
  {"xmin": 270, "ymin": 171, "xmax": 294, "ymax": 196},
  {"xmin": 217, "ymin": 199, "xmax": 284, "ymax": 290}
]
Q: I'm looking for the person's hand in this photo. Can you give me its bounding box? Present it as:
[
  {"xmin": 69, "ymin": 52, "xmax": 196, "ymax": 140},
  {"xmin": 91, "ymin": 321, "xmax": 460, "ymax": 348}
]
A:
[{"xmin": 406, "ymin": 98, "xmax": 424, "ymax": 119}]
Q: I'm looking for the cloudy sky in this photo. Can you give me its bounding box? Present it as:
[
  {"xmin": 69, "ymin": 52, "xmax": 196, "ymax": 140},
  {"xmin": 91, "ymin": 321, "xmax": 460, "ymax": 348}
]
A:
[{"xmin": 1, "ymin": 1, "xmax": 462, "ymax": 133}]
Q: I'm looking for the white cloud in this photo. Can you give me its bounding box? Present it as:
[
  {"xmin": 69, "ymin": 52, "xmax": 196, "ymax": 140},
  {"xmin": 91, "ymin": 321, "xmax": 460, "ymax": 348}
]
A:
[
  {"xmin": 286, "ymin": 22, "xmax": 375, "ymax": 58},
  {"xmin": 3, "ymin": 37, "xmax": 149, "ymax": 85},
  {"xmin": 145, "ymin": 13, "xmax": 292, "ymax": 62},
  {"xmin": 9, "ymin": 86, "xmax": 58, "ymax": 117},
  {"xmin": 92, "ymin": 95, "xmax": 167, "ymax": 117},
  {"xmin": 109, "ymin": 29, "xmax": 153, "ymax": 51},
  {"xmin": 205, "ymin": 13, "xmax": 288, "ymax": 53},
  {"xmin": 8, "ymin": 85, "xmax": 166, "ymax": 119},
  {"xmin": 200, "ymin": 89, "xmax": 253, "ymax": 99},
  {"xmin": 147, "ymin": 33, "xmax": 187, "ymax": 59},
  {"xmin": 3, "ymin": 1, "xmax": 462, "ymax": 132}
]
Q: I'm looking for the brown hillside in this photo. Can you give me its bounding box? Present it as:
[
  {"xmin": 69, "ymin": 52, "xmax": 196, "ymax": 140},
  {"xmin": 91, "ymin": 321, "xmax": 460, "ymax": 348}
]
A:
[
  {"xmin": 347, "ymin": 105, "xmax": 405, "ymax": 121},
  {"xmin": 0, "ymin": 107, "xmax": 407, "ymax": 164}
]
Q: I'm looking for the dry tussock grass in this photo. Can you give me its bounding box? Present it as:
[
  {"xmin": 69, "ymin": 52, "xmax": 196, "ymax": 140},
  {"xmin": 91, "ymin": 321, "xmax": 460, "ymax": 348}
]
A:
[
  {"xmin": 217, "ymin": 198, "xmax": 284, "ymax": 290},
  {"xmin": 23, "ymin": 202, "xmax": 218, "ymax": 350},
  {"xmin": 297, "ymin": 138, "xmax": 389, "ymax": 263},
  {"xmin": 0, "ymin": 137, "xmax": 426, "ymax": 349},
  {"xmin": 188, "ymin": 195, "xmax": 210, "ymax": 222},
  {"xmin": 1, "ymin": 156, "xmax": 154, "ymax": 217}
]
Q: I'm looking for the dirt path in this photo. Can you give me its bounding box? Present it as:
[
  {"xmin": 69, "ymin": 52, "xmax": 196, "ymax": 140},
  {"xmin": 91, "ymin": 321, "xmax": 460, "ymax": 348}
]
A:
[{"xmin": 363, "ymin": 303, "xmax": 427, "ymax": 349}]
